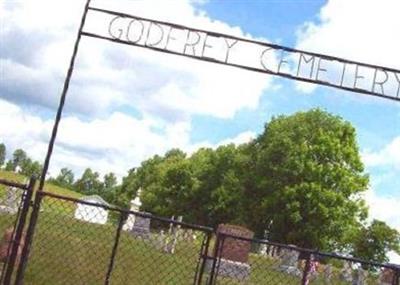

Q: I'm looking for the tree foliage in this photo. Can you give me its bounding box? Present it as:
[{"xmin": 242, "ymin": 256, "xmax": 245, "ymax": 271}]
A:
[
  {"xmin": 20, "ymin": 158, "xmax": 42, "ymax": 178},
  {"xmin": 119, "ymin": 146, "xmax": 246, "ymax": 226},
  {"xmin": 74, "ymin": 168, "xmax": 102, "ymax": 195},
  {"xmin": 118, "ymin": 109, "xmax": 376, "ymax": 253},
  {"xmin": 252, "ymin": 109, "xmax": 369, "ymax": 250},
  {"xmin": 104, "ymin": 172, "xmax": 117, "ymax": 191},
  {"xmin": 12, "ymin": 149, "xmax": 27, "ymax": 171},
  {"xmin": 352, "ymin": 219, "xmax": 400, "ymax": 263},
  {"xmin": 50, "ymin": 168, "xmax": 75, "ymax": 189}
]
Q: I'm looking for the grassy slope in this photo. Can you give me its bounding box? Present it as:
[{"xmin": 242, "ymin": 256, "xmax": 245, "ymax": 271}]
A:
[{"xmin": 0, "ymin": 170, "xmax": 83, "ymax": 198}]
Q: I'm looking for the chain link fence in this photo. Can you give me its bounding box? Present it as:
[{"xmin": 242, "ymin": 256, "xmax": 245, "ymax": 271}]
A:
[
  {"xmin": 21, "ymin": 191, "xmax": 212, "ymax": 285},
  {"xmin": 206, "ymin": 232, "xmax": 400, "ymax": 285},
  {"xmin": 0, "ymin": 186, "xmax": 398, "ymax": 284},
  {"xmin": 0, "ymin": 178, "xmax": 34, "ymax": 284}
]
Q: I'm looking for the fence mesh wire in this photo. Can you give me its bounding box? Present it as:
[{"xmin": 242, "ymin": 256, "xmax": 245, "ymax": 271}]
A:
[
  {"xmin": 0, "ymin": 181, "xmax": 27, "ymax": 282},
  {"xmin": 0, "ymin": 189, "xmax": 398, "ymax": 285},
  {"xmin": 22, "ymin": 193, "xmax": 209, "ymax": 285},
  {"xmin": 206, "ymin": 233, "xmax": 400, "ymax": 285}
]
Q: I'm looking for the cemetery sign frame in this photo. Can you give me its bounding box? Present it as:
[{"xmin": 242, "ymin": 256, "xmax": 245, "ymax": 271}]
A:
[{"xmin": 39, "ymin": 0, "xmax": 400, "ymax": 190}]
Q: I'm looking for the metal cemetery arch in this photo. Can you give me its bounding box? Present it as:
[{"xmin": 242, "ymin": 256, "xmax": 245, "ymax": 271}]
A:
[{"xmin": 39, "ymin": 0, "xmax": 400, "ymax": 191}]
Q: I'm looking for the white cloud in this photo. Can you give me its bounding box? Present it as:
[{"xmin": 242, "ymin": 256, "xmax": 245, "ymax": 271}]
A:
[
  {"xmin": 364, "ymin": 188, "xmax": 400, "ymax": 264},
  {"xmin": 0, "ymin": 98, "xmax": 190, "ymax": 177},
  {"xmin": 1, "ymin": 0, "xmax": 273, "ymax": 180},
  {"xmin": 0, "ymin": 99, "xmax": 256, "ymax": 179},
  {"xmin": 0, "ymin": 99, "xmax": 52, "ymax": 161},
  {"xmin": 219, "ymin": 131, "xmax": 255, "ymax": 146},
  {"xmin": 365, "ymin": 188, "xmax": 400, "ymax": 232},
  {"xmin": 362, "ymin": 136, "xmax": 400, "ymax": 170},
  {"xmin": 295, "ymin": 0, "xmax": 400, "ymax": 95},
  {"xmin": 1, "ymin": 0, "xmax": 274, "ymax": 120}
]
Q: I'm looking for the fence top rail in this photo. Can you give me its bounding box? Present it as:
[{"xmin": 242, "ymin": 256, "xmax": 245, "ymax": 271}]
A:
[
  {"xmin": 39, "ymin": 190, "xmax": 214, "ymax": 232},
  {"xmin": 218, "ymin": 231, "xmax": 400, "ymax": 271},
  {"xmin": 0, "ymin": 178, "xmax": 28, "ymax": 190}
]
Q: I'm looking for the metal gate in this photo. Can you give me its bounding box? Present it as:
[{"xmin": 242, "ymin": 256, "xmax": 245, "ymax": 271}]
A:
[{"xmin": 0, "ymin": 177, "xmax": 35, "ymax": 285}]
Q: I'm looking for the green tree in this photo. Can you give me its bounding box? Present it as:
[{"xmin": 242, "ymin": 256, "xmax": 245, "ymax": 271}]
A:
[
  {"xmin": 120, "ymin": 146, "xmax": 247, "ymax": 227},
  {"xmin": 253, "ymin": 109, "xmax": 369, "ymax": 250},
  {"xmin": 0, "ymin": 143, "xmax": 5, "ymax": 167},
  {"xmin": 352, "ymin": 220, "xmax": 400, "ymax": 263},
  {"xmin": 4, "ymin": 160, "xmax": 14, "ymax": 171},
  {"xmin": 140, "ymin": 149, "xmax": 193, "ymax": 218},
  {"xmin": 20, "ymin": 158, "xmax": 42, "ymax": 178},
  {"xmin": 189, "ymin": 145, "xmax": 246, "ymax": 226},
  {"xmin": 12, "ymin": 149, "xmax": 27, "ymax": 171},
  {"xmin": 101, "ymin": 172, "xmax": 118, "ymax": 202},
  {"xmin": 104, "ymin": 172, "xmax": 117, "ymax": 190},
  {"xmin": 74, "ymin": 168, "xmax": 102, "ymax": 194},
  {"xmin": 51, "ymin": 168, "xmax": 75, "ymax": 189},
  {"xmin": 118, "ymin": 156, "xmax": 163, "ymax": 209}
]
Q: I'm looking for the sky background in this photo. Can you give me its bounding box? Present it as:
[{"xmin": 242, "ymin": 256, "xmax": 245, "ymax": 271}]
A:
[{"xmin": 1, "ymin": 0, "xmax": 399, "ymax": 262}]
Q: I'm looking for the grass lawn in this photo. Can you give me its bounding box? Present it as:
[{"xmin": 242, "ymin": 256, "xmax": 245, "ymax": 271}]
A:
[{"xmin": 0, "ymin": 170, "xmax": 83, "ymax": 199}]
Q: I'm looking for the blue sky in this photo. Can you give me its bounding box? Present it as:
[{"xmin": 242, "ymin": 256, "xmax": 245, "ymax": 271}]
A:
[{"xmin": 1, "ymin": 0, "xmax": 399, "ymax": 261}]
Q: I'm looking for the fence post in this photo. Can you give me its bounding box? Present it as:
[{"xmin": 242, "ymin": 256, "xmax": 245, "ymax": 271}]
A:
[
  {"xmin": 212, "ymin": 235, "xmax": 225, "ymax": 285},
  {"xmin": 2, "ymin": 177, "xmax": 35, "ymax": 285},
  {"xmin": 393, "ymin": 268, "xmax": 400, "ymax": 285},
  {"xmin": 301, "ymin": 252, "xmax": 312, "ymax": 285},
  {"xmin": 193, "ymin": 232, "xmax": 212, "ymax": 285},
  {"xmin": 104, "ymin": 211, "xmax": 126, "ymax": 285},
  {"xmin": 14, "ymin": 189, "xmax": 44, "ymax": 285},
  {"xmin": 207, "ymin": 233, "xmax": 219, "ymax": 285},
  {"xmin": 208, "ymin": 233, "xmax": 225, "ymax": 285}
]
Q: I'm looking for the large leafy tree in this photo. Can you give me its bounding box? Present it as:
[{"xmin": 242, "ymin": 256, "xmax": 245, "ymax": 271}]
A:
[
  {"xmin": 51, "ymin": 168, "xmax": 75, "ymax": 189},
  {"xmin": 119, "ymin": 146, "xmax": 246, "ymax": 226},
  {"xmin": 253, "ymin": 109, "xmax": 369, "ymax": 251},
  {"xmin": 352, "ymin": 220, "xmax": 400, "ymax": 263},
  {"xmin": 189, "ymin": 145, "xmax": 246, "ymax": 226},
  {"xmin": 101, "ymin": 172, "xmax": 118, "ymax": 202},
  {"xmin": 0, "ymin": 143, "xmax": 5, "ymax": 167},
  {"xmin": 104, "ymin": 172, "xmax": 117, "ymax": 190},
  {"xmin": 74, "ymin": 168, "xmax": 102, "ymax": 195},
  {"xmin": 12, "ymin": 149, "xmax": 27, "ymax": 171},
  {"xmin": 20, "ymin": 158, "xmax": 42, "ymax": 178}
]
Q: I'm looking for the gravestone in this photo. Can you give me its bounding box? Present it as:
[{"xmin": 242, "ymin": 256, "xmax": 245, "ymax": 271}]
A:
[
  {"xmin": 123, "ymin": 189, "xmax": 142, "ymax": 231},
  {"xmin": 379, "ymin": 268, "xmax": 395, "ymax": 285},
  {"xmin": 324, "ymin": 264, "xmax": 333, "ymax": 284},
  {"xmin": 340, "ymin": 261, "xmax": 353, "ymax": 283},
  {"xmin": 353, "ymin": 267, "xmax": 367, "ymax": 285},
  {"xmin": 164, "ymin": 216, "xmax": 182, "ymax": 254},
  {"xmin": 206, "ymin": 224, "xmax": 254, "ymax": 281},
  {"xmin": 278, "ymin": 247, "xmax": 302, "ymax": 277},
  {"xmin": 258, "ymin": 229, "xmax": 268, "ymax": 256},
  {"xmin": 269, "ymin": 245, "xmax": 278, "ymax": 257},
  {"xmin": 0, "ymin": 187, "xmax": 21, "ymax": 215},
  {"xmin": 130, "ymin": 212, "xmax": 151, "ymax": 239},
  {"xmin": 152, "ymin": 230, "xmax": 166, "ymax": 251},
  {"xmin": 182, "ymin": 229, "xmax": 195, "ymax": 243}
]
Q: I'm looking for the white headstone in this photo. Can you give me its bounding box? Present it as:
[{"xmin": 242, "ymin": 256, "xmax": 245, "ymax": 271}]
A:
[
  {"xmin": 278, "ymin": 247, "xmax": 301, "ymax": 277},
  {"xmin": 123, "ymin": 188, "xmax": 143, "ymax": 231},
  {"xmin": 0, "ymin": 187, "xmax": 21, "ymax": 215},
  {"xmin": 340, "ymin": 261, "xmax": 353, "ymax": 283}
]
